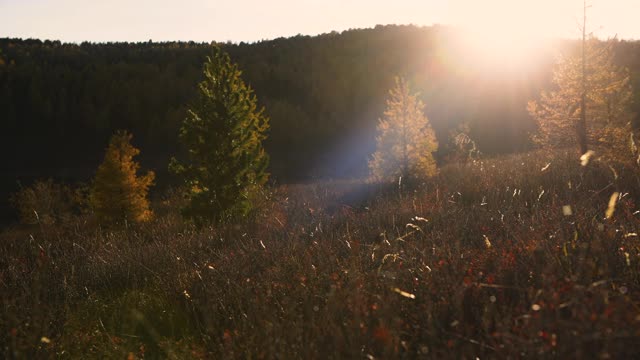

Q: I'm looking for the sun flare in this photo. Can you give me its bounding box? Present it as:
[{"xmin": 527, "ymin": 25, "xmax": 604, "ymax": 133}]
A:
[
  {"xmin": 450, "ymin": 1, "xmax": 558, "ymax": 70},
  {"xmin": 459, "ymin": 24, "xmax": 547, "ymax": 69}
]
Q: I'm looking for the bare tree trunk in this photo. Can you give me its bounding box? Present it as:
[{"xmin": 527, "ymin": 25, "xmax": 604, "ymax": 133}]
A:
[
  {"xmin": 402, "ymin": 88, "xmax": 409, "ymax": 179},
  {"xmin": 577, "ymin": 0, "xmax": 589, "ymax": 154}
]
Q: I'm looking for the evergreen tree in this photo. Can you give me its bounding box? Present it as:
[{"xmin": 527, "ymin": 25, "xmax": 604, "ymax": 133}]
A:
[
  {"xmin": 528, "ymin": 3, "xmax": 633, "ymax": 155},
  {"xmin": 369, "ymin": 77, "xmax": 438, "ymax": 182},
  {"xmin": 90, "ymin": 131, "xmax": 155, "ymax": 224},
  {"xmin": 170, "ymin": 46, "xmax": 269, "ymax": 224}
]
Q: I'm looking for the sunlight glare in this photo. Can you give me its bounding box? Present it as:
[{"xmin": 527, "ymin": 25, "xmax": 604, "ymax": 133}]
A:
[
  {"xmin": 452, "ymin": 1, "xmax": 556, "ymax": 71},
  {"xmin": 457, "ymin": 22, "xmax": 547, "ymax": 71}
]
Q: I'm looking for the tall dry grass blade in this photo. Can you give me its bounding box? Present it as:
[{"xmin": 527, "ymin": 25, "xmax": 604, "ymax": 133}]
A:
[{"xmin": 605, "ymin": 192, "xmax": 620, "ymax": 219}]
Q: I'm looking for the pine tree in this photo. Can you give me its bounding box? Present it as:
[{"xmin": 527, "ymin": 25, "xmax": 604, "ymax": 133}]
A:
[
  {"xmin": 90, "ymin": 131, "xmax": 155, "ymax": 224},
  {"xmin": 369, "ymin": 77, "xmax": 438, "ymax": 182},
  {"xmin": 528, "ymin": 2, "xmax": 633, "ymax": 155},
  {"xmin": 170, "ymin": 46, "xmax": 269, "ymax": 224}
]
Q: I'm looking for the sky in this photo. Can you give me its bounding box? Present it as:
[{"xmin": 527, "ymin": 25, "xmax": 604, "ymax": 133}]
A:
[{"xmin": 0, "ymin": 0, "xmax": 639, "ymax": 43}]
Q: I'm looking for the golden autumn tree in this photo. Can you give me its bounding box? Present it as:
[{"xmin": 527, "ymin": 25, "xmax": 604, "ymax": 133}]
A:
[
  {"xmin": 528, "ymin": 3, "xmax": 633, "ymax": 157},
  {"xmin": 90, "ymin": 131, "xmax": 155, "ymax": 224},
  {"xmin": 528, "ymin": 38, "xmax": 633, "ymax": 156},
  {"xmin": 369, "ymin": 77, "xmax": 438, "ymax": 182}
]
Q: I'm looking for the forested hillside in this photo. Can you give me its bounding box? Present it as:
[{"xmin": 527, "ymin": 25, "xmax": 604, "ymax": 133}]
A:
[
  {"xmin": 1, "ymin": 25, "xmax": 640, "ymax": 220},
  {"xmin": 5, "ymin": 18, "xmax": 640, "ymax": 357}
]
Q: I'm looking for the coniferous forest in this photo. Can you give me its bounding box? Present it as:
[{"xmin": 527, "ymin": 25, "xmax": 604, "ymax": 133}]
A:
[
  {"xmin": 3, "ymin": 25, "xmax": 640, "ymax": 220},
  {"xmin": 3, "ymin": 22, "xmax": 640, "ymax": 358}
]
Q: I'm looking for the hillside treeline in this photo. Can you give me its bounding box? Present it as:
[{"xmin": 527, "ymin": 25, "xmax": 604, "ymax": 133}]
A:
[{"xmin": 1, "ymin": 25, "xmax": 640, "ymax": 209}]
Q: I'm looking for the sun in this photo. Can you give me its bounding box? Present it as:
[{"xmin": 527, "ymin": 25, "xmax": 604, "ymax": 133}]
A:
[
  {"xmin": 449, "ymin": 1, "xmax": 555, "ymax": 71},
  {"xmin": 457, "ymin": 20, "xmax": 548, "ymax": 71}
]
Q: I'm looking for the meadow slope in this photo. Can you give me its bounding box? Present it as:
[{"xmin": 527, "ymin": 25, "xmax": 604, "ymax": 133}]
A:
[{"xmin": 2, "ymin": 151, "xmax": 640, "ymax": 358}]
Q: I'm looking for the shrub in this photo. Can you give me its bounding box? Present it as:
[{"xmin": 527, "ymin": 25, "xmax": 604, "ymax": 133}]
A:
[{"xmin": 9, "ymin": 179, "xmax": 80, "ymax": 225}]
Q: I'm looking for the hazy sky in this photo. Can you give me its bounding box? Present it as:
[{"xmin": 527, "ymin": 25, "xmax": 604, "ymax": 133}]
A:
[{"xmin": 0, "ymin": 0, "xmax": 638, "ymax": 43}]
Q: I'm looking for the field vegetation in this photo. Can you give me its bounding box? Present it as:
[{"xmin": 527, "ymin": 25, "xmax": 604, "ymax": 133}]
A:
[{"xmin": 3, "ymin": 151, "xmax": 640, "ymax": 358}]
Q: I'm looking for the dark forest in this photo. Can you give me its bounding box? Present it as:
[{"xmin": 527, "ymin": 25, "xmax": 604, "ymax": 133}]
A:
[{"xmin": 3, "ymin": 25, "xmax": 639, "ymax": 220}]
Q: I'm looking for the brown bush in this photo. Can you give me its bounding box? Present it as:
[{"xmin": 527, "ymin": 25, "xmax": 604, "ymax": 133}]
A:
[{"xmin": 9, "ymin": 179, "xmax": 83, "ymax": 225}]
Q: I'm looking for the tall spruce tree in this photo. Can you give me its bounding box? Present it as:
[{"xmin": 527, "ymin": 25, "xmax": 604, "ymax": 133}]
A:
[
  {"xmin": 90, "ymin": 131, "xmax": 155, "ymax": 224},
  {"xmin": 369, "ymin": 77, "xmax": 438, "ymax": 182},
  {"xmin": 528, "ymin": 2, "xmax": 633, "ymax": 155},
  {"xmin": 170, "ymin": 46, "xmax": 269, "ymax": 224}
]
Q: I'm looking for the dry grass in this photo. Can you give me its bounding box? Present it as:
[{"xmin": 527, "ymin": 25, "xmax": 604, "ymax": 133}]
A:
[{"xmin": 2, "ymin": 150, "xmax": 640, "ymax": 358}]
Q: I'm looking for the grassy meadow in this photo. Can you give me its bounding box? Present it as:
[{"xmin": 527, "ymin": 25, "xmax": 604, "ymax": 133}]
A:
[{"xmin": 2, "ymin": 150, "xmax": 640, "ymax": 358}]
